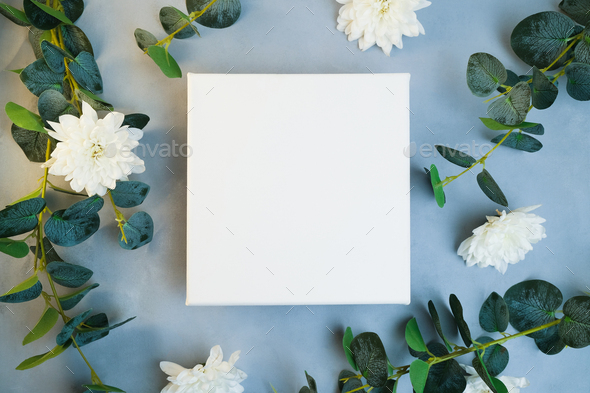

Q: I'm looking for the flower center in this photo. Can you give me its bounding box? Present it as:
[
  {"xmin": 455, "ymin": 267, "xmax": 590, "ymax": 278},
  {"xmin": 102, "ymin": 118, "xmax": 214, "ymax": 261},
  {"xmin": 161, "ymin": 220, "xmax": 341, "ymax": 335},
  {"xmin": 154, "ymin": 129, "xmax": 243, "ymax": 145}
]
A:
[
  {"xmin": 90, "ymin": 143, "xmax": 106, "ymax": 159},
  {"xmin": 378, "ymin": 0, "xmax": 393, "ymax": 14}
]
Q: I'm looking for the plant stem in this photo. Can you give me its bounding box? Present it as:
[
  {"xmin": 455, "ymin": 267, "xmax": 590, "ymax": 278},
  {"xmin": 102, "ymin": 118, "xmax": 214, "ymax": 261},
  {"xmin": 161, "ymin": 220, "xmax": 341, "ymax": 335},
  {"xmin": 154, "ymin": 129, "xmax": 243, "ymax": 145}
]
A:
[
  {"xmin": 107, "ymin": 190, "xmax": 127, "ymax": 244},
  {"xmin": 541, "ymin": 34, "xmax": 582, "ymax": 72},
  {"xmin": 144, "ymin": 0, "xmax": 220, "ymax": 53}
]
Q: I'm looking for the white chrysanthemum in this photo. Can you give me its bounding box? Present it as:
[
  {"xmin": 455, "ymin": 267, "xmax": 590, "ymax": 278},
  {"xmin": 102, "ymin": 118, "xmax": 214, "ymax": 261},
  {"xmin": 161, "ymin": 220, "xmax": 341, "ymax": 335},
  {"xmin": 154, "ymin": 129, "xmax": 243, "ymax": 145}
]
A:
[
  {"xmin": 41, "ymin": 101, "xmax": 145, "ymax": 196},
  {"xmin": 458, "ymin": 205, "xmax": 546, "ymax": 274},
  {"xmin": 336, "ymin": 0, "xmax": 431, "ymax": 55},
  {"xmin": 461, "ymin": 364, "xmax": 530, "ymax": 393},
  {"xmin": 160, "ymin": 345, "xmax": 247, "ymax": 393}
]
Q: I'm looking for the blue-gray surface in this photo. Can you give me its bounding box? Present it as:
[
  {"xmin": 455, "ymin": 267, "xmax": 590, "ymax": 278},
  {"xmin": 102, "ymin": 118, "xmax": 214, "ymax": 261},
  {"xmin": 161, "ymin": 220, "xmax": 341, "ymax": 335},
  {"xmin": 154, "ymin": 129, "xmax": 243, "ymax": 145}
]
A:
[{"xmin": 1, "ymin": 0, "xmax": 589, "ymax": 392}]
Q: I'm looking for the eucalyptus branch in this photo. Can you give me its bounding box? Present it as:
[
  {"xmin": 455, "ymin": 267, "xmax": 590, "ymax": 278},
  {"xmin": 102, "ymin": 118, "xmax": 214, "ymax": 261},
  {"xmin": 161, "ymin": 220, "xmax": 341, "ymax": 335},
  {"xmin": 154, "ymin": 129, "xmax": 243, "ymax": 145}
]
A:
[{"xmin": 107, "ymin": 190, "xmax": 128, "ymax": 244}]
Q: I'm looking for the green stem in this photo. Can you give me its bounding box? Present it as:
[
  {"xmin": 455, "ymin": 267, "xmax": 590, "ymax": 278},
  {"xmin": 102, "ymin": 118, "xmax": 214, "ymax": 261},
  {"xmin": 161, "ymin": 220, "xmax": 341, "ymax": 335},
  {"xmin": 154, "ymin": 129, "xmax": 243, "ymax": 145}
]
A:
[{"xmin": 107, "ymin": 190, "xmax": 127, "ymax": 244}]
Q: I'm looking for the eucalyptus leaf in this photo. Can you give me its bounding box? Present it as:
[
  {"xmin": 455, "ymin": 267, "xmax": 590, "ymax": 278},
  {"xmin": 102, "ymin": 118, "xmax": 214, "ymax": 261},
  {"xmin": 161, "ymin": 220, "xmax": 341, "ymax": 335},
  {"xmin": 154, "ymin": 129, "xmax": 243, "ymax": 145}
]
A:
[
  {"xmin": 160, "ymin": 6, "xmax": 197, "ymax": 38},
  {"xmin": 0, "ymin": 198, "xmax": 46, "ymax": 238},
  {"xmin": 60, "ymin": 0, "xmax": 84, "ymax": 23},
  {"xmin": 15, "ymin": 340, "xmax": 72, "ymax": 370},
  {"xmin": 477, "ymin": 169, "xmax": 508, "ymax": 207},
  {"xmin": 511, "ymin": 11, "xmax": 578, "ymax": 69},
  {"xmin": 405, "ymin": 317, "xmax": 427, "ymax": 352},
  {"xmin": 428, "ymin": 300, "xmax": 453, "ymax": 352},
  {"xmin": 304, "ymin": 371, "xmax": 317, "ymax": 393},
  {"xmin": 565, "ymin": 62, "xmax": 590, "ymax": 100},
  {"xmin": 75, "ymin": 88, "xmax": 113, "ymax": 111},
  {"xmin": 504, "ymin": 280, "xmax": 562, "ymax": 339},
  {"xmin": 76, "ymin": 315, "xmax": 135, "ymax": 347},
  {"xmin": 30, "ymin": 1, "xmax": 73, "ymax": 25},
  {"xmin": 531, "ymin": 66, "xmax": 558, "ymax": 109},
  {"xmin": 419, "ymin": 343, "xmax": 466, "ymax": 393},
  {"xmin": 350, "ymin": 332, "xmax": 388, "ymax": 388},
  {"xmin": 30, "ymin": 237, "xmax": 63, "ymax": 263},
  {"xmin": 119, "ymin": 211, "xmax": 154, "ymax": 250},
  {"xmin": 22, "ymin": 307, "xmax": 59, "ymax": 345},
  {"xmin": 574, "ymin": 28, "xmax": 590, "ymax": 64},
  {"xmin": 479, "ymin": 292, "xmax": 509, "ymax": 333},
  {"xmin": 479, "ymin": 117, "xmax": 539, "ymax": 131},
  {"xmin": 61, "ymin": 24, "xmax": 94, "ymax": 57},
  {"xmin": 534, "ymin": 324, "xmax": 566, "ymax": 355},
  {"xmin": 69, "ymin": 51, "xmax": 103, "ymax": 94},
  {"xmin": 0, "ymin": 238, "xmax": 29, "ymax": 258},
  {"xmin": 45, "ymin": 196, "xmax": 103, "ymax": 247},
  {"xmin": 186, "ymin": 0, "xmax": 241, "ymax": 29},
  {"xmin": 81, "ymin": 385, "xmax": 125, "ymax": 393},
  {"xmin": 0, "ymin": 3, "xmax": 31, "ymax": 26},
  {"xmin": 342, "ymin": 326, "xmax": 358, "ymax": 371},
  {"xmin": 436, "ymin": 146, "xmax": 476, "ymax": 168},
  {"xmin": 5, "ymin": 102, "xmax": 46, "ymax": 133},
  {"xmin": 487, "ymin": 82, "xmax": 530, "ymax": 126},
  {"xmin": 466, "ymin": 53, "xmax": 507, "ymax": 97},
  {"xmin": 338, "ymin": 370, "xmax": 366, "ymax": 393},
  {"xmin": 409, "ymin": 359, "xmax": 430, "ymax": 393},
  {"xmin": 110, "ymin": 181, "xmax": 151, "ymax": 208},
  {"xmin": 0, "ymin": 274, "xmax": 42, "ymax": 303},
  {"xmin": 427, "ymin": 164, "xmax": 445, "ymax": 208},
  {"xmin": 40, "ymin": 40, "xmax": 73, "ymax": 74},
  {"xmin": 23, "ymin": 0, "xmax": 61, "ymax": 29},
  {"xmin": 56, "ymin": 308, "xmax": 92, "ymax": 345},
  {"xmin": 521, "ymin": 124, "xmax": 544, "ymax": 135},
  {"xmin": 147, "ymin": 45, "xmax": 182, "ymax": 78},
  {"xmin": 20, "ymin": 58, "xmax": 64, "ymax": 97},
  {"xmin": 28, "ymin": 27, "xmax": 52, "ymax": 59},
  {"xmin": 491, "ymin": 132, "xmax": 543, "ymax": 153},
  {"xmin": 134, "ymin": 28, "xmax": 158, "ymax": 51},
  {"xmin": 38, "ymin": 90, "xmax": 78, "ymax": 127},
  {"xmin": 559, "ymin": 0, "xmax": 590, "ymax": 25},
  {"xmin": 449, "ymin": 294, "xmax": 472, "ymax": 347},
  {"xmin": 497, "ymin": 70, "xmax": 520, "ymax": 93},
  {"xmin": 46, "ymin": 261, "xmax": 93, "ymax": 288},
  {"xmin": 473, "ymin": 336, "xmax": 509, "ymax": 377},
  {"xmin": 122, "ymin": 113, "xmax": 151, "ymax": 130},
  {"xmin": 59, "ymin": 283, "xmax": 99, "ymax": 311},
  {"xmin": 559, "ymin": 295, "xmax": 590, "ymax": 348},
  {"xmin": 472, "ymin": 350, "xmax": 508, "ymax": 393}
]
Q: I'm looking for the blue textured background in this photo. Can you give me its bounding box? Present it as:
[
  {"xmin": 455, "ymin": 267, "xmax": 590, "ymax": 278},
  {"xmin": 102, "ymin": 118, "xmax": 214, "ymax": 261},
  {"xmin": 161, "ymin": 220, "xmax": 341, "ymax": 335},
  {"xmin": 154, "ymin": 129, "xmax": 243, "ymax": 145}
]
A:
[{"xmin": 1, "ymin": 0, "xmax": 589, "ymax": 392}]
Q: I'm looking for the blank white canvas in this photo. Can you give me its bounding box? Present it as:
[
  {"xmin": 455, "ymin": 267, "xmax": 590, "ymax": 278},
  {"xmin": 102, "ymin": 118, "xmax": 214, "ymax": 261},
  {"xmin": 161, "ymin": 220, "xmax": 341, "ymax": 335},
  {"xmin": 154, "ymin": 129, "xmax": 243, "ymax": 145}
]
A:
[{"xmin": 187, "ymin": 74, "xmax": 410, "ymax": 306}]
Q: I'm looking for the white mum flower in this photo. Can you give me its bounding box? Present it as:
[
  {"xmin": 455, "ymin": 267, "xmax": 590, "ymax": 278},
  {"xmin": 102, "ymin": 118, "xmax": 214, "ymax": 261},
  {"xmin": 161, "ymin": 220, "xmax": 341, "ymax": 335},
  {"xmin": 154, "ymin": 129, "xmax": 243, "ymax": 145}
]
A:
[
  {"xmin": 458, "ymin": 205, "xmax": 546, "ymax": 274},
  {"xmin": 160, "ymin": 345, "xmax": 247, "ymax": 393},
  {"xmin": 461, "ymin": 364, "xmax": 530, "ymax": 393},
  {"xmin": 335, "ymin": 0, "xmax": 431, "ymax": 56},
  {"xmin": 41, "ymin": 101, "xmax": 145, "ymax": 197}
]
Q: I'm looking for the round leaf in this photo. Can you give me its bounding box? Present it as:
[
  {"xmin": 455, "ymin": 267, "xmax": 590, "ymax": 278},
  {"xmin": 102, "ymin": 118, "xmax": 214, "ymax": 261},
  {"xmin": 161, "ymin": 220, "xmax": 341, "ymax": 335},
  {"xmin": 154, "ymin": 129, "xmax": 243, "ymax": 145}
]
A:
[
  {"xmin": 473, "ymin": 336, "xmax": 509, "ymax": 377},
  {"xmin": 134, "ymin": 28, "xmax": 158, "ymax": 51},
  {"xmin": 497, "ymin": 70, "xmax": 520, "ymax": 93},
  {"xmin": 38, "ymin": 90, "xmax": 78, "ymax": 126},
  {"xmin": 565, "ymin": 62, "xmax": 590, "ymax": 101},
  {"xmin": 160, "ymin": 6, "xmax": 197, "ymax": 39},
  {"xmin": 0, "ymin": 239, "xmax": 30, "ymax": 258},
  {"xmin": 61, "ymin": 24, "xmax": 94, "ymax": 57},
  {"xmin": 60, "ymin": 0, "xmax": 84, "ymax": 23},
  {"xmin": 28, "ymin": 27, "xmax": 52, "ymax": 59},
  {"xmin": 110, "ymin": 181, "xmax": 151, "ymax": 208},
  {"xmin": 405, "ymin": 317, "xmax": 427, "ymax": 352},
  {"xmin": 147, "ymin": 45, "xmax": 182, "ymax": 78},
  {"xmin": 46, "ymin": 261, "xmax": 93, "ymax": 288},
  {"xmin": 122, "ymin": 113, "xmax": 151, "ymax": 130},
  {"xmin": 435, "ymin": 146, "xmax": 476, "ymax": 168},
  {"xmin": 487, "ymin": 82, "xmax": 530, "ymax": 126},
  {"xmin": 504, "ymin": 280, "xmax": 562, "ymax": 339},
  {"xmin": 409, "ymin": 359, "xmax": 430, "ymax": 393},
  {"xmin": 0, "ymin": 198, "xmax": 45, "ymax": 238},
  {"xmin": 559, "ymin": 0, "xmax": 590, "ymax": 25},
  {"xmin": 477, "ymin": 169, "xmax": 508, "ymax": 207},
  {"xmin": 466, "ymin": 53, "xmax": 507, "ymax": 97},
  {"xmin": 479, "ymin": 292, "xmax": 509, "ymax": 333},
  {"xmin": 491, "ymin": 132, "xmax": 543, "ymax": 153},
  {"xmin": 45, "ymin": 209, "xmax": 100, "ymax": 247},
  {"xmin": 559, "ymin": 295, "xmax": 590, "ymax": 348},
  {"xmin": 0, "ymin": 275, "xmax": 42, "ymax": 303},
  {"xmin": 40, "ymin": 40, "xmax": 73, "ymax": 74},
  {"xmin": 119, "ymin": 211, "xmax": 154, "ymax": 250},
  {"xmin": 24, "ymin": 0, "xmax": 60, "ymax": 30},
  {"xmin": 20, "ymin": 58, "xmax": 64, "ymax": 97},
  {"xmin": 12, "ymin": 124, "xmax": 56, "ymax": 163},
  {"xmin": 419, "ymin": 343, "xmax": 466, "ymax": 393},
  {"xmin": 69, "ymin": 51, "xmax": 103, "ymax": 94},
  {"xmin": 187, "ymin": 0, "xmax": 241, "ymax": 29},
  {"xmin": 531, "ymin": 66, "xmax": 558, "ymax": 109},
  {"xmin": 350, "ymin": 332, "xmax": 388, "ymax": 388},
  {"xmin": 534, "ymin": 324, "xmax": 566, "ymax": 355}
]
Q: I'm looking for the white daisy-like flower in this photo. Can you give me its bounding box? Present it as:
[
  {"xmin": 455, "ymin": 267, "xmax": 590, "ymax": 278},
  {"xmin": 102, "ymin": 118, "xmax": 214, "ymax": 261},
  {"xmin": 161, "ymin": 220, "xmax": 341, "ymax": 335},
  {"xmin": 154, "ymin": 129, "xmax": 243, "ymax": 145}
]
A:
[
  {"xmin": 458, "ymin": 205, "xmax": 546, "ymax": 274},
  {"xmin": 461, "ymin": 364, "xmax": 530, "ymax": 393},
  {"xmin": 335, "ymin": 0, "xmax": 431, "ymax": 56},
  {"xmin": 160, "ymin": 345, "xmax": 247, "ymax": 393},
  {"xmin": 41, "ymin": 101, "xmax": 145, "ymax": 196}
]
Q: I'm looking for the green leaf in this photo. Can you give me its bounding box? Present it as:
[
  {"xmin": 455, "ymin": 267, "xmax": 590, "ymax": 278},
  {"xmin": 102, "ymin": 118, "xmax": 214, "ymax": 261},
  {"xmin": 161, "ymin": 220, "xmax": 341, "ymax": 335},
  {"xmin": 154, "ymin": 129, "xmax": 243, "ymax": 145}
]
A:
[
  {"xmin": 0, "ymin": 3, "xmax": 31, "ymax": 26},
  {"xmin": 186, "ymin": 0, "xmax": 242, "ymax": 29},
  {"xmin": 534, "ymin": 324, "xmax": 566, "ymax": 355},
  {"xmin": 409, "ymin": 359, "xmax": 430, "ymax": 393},
  {"xmin": 350, "ymin": 332, "xmax": 388, "ymax": 388},
  {"xmin": 574, "ymin": 28, "xmax": 590, "ymax": 64},
  {"xmin": 0, "ymin": 198, "xmax": 46, "ymax": 238},
  {"xmin": 497, "ymin": 70, "xmax": 520, "ymax": 93},
  {"xmin": 40, "ymin": 40, "xmax": 73, "ymax": 74},
  {"xmin": 479, "ymin": 292, "xmax": 509, "ymax": 333},
  {"xmin": 47, "ymin": 261, "xmax": 93, "ymax": 288},
  {"xmin": 435, "ymin": 146, "xmax": 476, "ymax": 168},
  {"xmin": 491, "ymin": 132, "xmax": 543, "ymax": 153},
  {"xmin": 119, "ymin": 211, "xmax": 154, "ymax": 250},
  {"xmin": 338, "ymin": 370, "xmax": 365, "ymax": 393},
  {"xmin": 487, "ymin": 82, "xmax": 530, "ymax": 126},
  {"xmin": 343, "ymin": 327, "xmax": 358, "ymax": 371},
  {"xmin": 405, "ymin": 317, "xmax": 427, "ymax": 352},
  {"xmin": 20, "ymin": 58, "xmax": 64, "ymax": 97},
  {"xmin": 56, "ymin": 308, "xmax": 92, "ymax": 345},
  {"xmin": 23, "ymin": 0, "xmax": 60, "ymax": 29},
  {"xmin": 122, "ymin": 113, "xmax": 151, "ymax": 130},
  {"xmin": 479, "ymin": 117, "xmax": 539, "ymax": 131},
  {"xmin": 61, "ymin": 24, "xmax": 94, "ymax": 57},
  {"xmin": 466, "ymin": 53, "xmax": 507, "ymax": 97},
  {"xmin": 504, "ymin": 280, "xmax": 562, "ymax": 339},
  {"xmin": 473, "ymin": 336, "xmax": 509, "ymax": 377},
  {"xmin": 81, "ymin": 385, "xmax": 125, "ymax": 393},
  {"xmin": 0, "ymin": 275, "xmax": 42, "ymax": 303},
  {"xmin": 511, "ymin": 11, "xmax": 578, "ymax": 70},
  {"xmin": 426, "ymin": 164, "xmax": 445, "ymax": 208},
  {"xmin": 69, "ymin": 51, "xmax": 103, "ymax": 94},
  {"xmin": 476, "ymin": 169, "xmax": 508, "ymax": 207},
  {"xmin": 558, "ymin": 295, "xmax": 590, "ymax": 348},
  {"xmin": 565, "ymin": 62, "xmax": 590, "ymax": 101},
  {"xmin": 38, "ymin": 90, "xmax": 78, "ymax": 127},
  {"xmin": 521, "ymin": 124, "xmax": 544, "ymax": 135},
  {"xmin": 559, "ymin": 0, "xmax": 590, "ymax": 25},
  {"xmin": 23, "ymin": 307, "xmax": 59, "ymax": 345},
  {"xmin": 16, "ymin": 340, "xmax": 72, "ymax": 370},
  {"xmin": 45, "ymin": 196, "xmax": 103, "ymax": 247},
  {"xmin": 147, "ymin": 45, "xmax": 182, "ymax": 78},
  {"xmin": 160, "ymin": 6, "xmax": 197, "ymax": 39},
  {"xmin": 75, "ymin": 88, "xmax": 113, "ymax": 111},
  {"xmin": 472, "ymin": 350, "xmax": 508, "ymax": 393},
  {"xmin": 30, "ymin": 0, "xmax": 73, "ymax": 25},
  {"xmin": 110, "ymin": 181, "xmax": 151, "ymax": 208},
  {"xmin": 0, "ymin": 238, "xmax": 30, "ymax": 258},
  {"xmin": 60, "ymin": 0, "xmax": 84, "ymax": 23},
  {"xmin": 531, "ymin": 66, "xmax": 558, "ymax": 109},
  {"xmin": 134, "ymin": 28, "xmax": 158, "ymax": 51},
  {"xmin": 449, "ymin": 294, "xmax": 472, "ymax": 347},
  {"xmin": 304, "ymin": 371, "xmax": 317, "ymax": 393},
  {"xmin": 5, "ymin": 102, "xmax": 46, "ymax": 133},
  {"xmin": 419, "ymin": 343, "xmax": 466, "ymax": 393},
  {"xmin": 59, "ymin": 283, "xmax": 99, "ymax": 311},
  {"xmin": 427, "ymin": 301, "xmax": 453, "ymax": 352},
  {"xmin": 28, "ymin": 27, "xmax": 52, "ymax": 59},
  {"xmin": 30, "ymin": 237, "xmax": 63, "ymax": 263},
  {"xmin": 76, "ymin": 315, "xmax": 136, "ymax": 347}
]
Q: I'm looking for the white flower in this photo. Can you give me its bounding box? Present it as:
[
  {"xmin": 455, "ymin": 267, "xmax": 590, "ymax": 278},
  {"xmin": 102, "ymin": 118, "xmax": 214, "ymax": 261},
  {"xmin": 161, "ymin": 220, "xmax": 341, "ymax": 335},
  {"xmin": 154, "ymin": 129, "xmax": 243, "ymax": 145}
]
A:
[
  {"xmin": 160, "ymin": 345, "xmax": 247, "ymax": 393},
  {"xmin": 41, "ymin": 101, "xmax": 145, "ymax": 196},
  {"xmin": 335, "ymin": 0, "xmax": 431, "ymax": 56},
  {"xmin": 461, "ymin": 364, "xmax": 530, "ymax": 393},
  {"xmin": 458, "ymin": 205, "xmax": 546, "ymax": 274}
]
